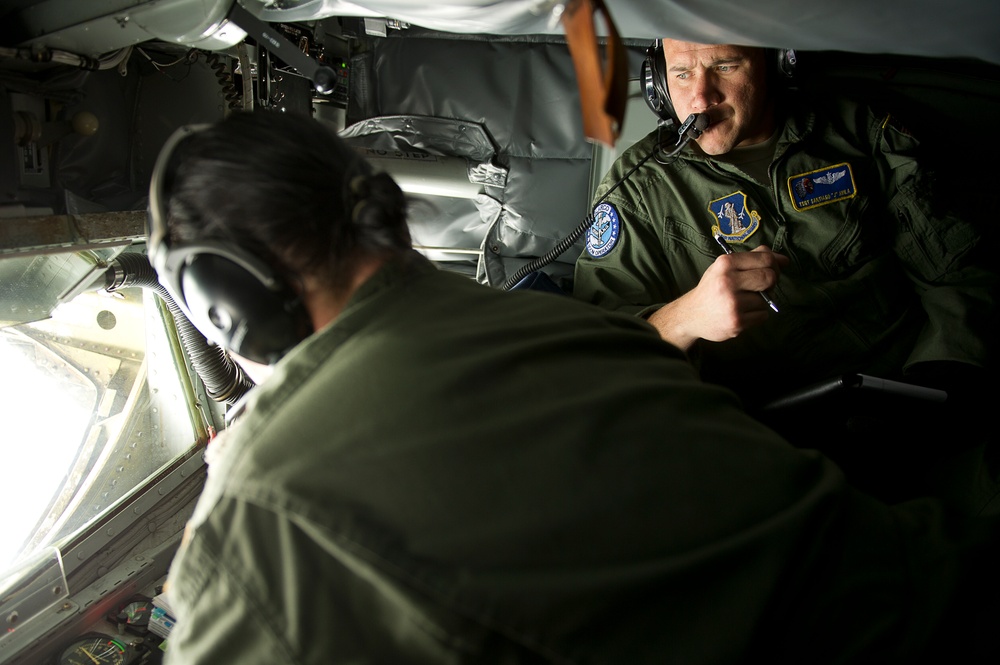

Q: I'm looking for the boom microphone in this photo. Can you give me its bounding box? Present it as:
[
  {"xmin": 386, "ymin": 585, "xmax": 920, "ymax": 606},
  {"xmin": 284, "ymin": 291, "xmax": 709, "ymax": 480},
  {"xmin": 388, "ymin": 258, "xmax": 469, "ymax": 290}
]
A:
[
  {"xmin": 693, "ymin": 113, "xmax": 710, "ymax": 133},
  {"xmin": 676, "ymin": 113, "xmax": 710, "ymax": 145}
]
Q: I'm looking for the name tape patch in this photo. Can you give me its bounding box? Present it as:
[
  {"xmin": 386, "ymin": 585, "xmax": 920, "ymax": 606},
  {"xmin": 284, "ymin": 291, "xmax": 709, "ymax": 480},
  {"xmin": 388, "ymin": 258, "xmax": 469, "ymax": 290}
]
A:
[{"xmin": 788, "ymin": 162, "xmax": 856, "ymax": 211}]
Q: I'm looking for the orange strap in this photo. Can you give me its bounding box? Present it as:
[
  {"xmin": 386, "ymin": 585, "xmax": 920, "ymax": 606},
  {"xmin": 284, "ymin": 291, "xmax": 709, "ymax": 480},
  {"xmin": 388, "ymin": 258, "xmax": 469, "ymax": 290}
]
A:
[{"xmin": 561, "ymin": 0, "xmax": 628, "ymax": 146}]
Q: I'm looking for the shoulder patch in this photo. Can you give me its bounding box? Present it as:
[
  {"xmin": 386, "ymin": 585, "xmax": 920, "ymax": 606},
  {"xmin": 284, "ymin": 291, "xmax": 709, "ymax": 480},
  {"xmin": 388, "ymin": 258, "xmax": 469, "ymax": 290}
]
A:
[
  {"xmin": 787, "ymin": 162, "xmax": 857, "ymax": 211},
  {"xmin": 586, "ymin": 202, "xmax": 621, "ymax": 258},
  {"xmin": 707, "ymin": 191, "xmax": 761, "ymax": 243}
]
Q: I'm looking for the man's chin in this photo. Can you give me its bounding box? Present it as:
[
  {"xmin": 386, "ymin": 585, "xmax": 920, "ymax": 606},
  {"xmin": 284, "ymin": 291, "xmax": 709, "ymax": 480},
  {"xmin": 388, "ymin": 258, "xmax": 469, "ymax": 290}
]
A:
[{"xmin": 694, "ymin": 138, "xmax": 732, "ymax": 156}]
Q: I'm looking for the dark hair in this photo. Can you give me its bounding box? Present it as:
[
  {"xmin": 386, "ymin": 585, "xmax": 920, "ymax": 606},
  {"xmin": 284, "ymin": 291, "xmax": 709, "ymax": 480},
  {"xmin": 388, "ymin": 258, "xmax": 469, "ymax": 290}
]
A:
[{"xmin": 165, "ymin": 110, "xmax": 411, "ymax": 289}]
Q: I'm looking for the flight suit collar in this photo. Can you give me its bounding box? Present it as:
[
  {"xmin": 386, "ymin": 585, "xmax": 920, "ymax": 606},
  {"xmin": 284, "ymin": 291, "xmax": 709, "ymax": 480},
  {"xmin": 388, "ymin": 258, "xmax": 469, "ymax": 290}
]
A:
[{"xmin": 339, "ymin": 249, "xmax": 436, "ymax": 315}]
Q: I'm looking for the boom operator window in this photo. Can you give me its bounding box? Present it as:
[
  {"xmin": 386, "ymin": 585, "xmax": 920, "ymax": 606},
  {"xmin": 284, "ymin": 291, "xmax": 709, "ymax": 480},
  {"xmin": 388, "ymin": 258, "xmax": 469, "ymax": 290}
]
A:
[{"xmin": 0, "ymin": 265, "xmax": 205, "ymax": 574}]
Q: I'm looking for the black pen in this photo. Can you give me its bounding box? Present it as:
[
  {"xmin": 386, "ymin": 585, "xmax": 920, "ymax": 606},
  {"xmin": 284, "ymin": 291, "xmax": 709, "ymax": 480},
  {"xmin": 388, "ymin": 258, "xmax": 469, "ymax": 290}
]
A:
[{"xmin": 712, "ymin": 232, "xmax": 780, "ymax": 313}]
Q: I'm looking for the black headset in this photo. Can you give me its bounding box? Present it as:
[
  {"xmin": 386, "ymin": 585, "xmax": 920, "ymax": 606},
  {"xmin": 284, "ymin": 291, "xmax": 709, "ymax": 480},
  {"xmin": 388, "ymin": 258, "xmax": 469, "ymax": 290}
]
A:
[
  {"xmin": 147, "ymin": 125, "xmax": 312, "ymax": 365},
  {"xmin": 641, "ymin": 39, "xmax": 798, "ymax": 126}
]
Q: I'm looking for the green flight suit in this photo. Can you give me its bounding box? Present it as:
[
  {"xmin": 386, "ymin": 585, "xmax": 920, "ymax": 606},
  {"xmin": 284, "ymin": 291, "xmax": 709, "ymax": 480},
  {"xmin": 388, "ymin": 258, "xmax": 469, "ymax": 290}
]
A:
[
  {"xmin": 573, "ymin": 94, "xmax": 993, "ymax": 405},
  {"xmin": 164, "ymin": 251, "xmax": 998, "ymax": 664}
]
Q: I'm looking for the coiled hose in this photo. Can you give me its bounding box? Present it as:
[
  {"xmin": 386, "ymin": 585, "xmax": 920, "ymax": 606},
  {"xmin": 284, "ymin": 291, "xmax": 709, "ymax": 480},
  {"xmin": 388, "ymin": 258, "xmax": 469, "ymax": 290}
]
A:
[
  {"xmin": 499, "ymin": 118, "xmax": 703, "ymax": 292},
  {"xmin": 500, "ymin": 214, "xmax": 594, "ymax": 291},
  {"xmin": 104, "ymin": 253, "xmax": 255, "ymax": 405},
  {"xmin": 203, "ymin": 51, "xmax": 242, "ymax": 111}
]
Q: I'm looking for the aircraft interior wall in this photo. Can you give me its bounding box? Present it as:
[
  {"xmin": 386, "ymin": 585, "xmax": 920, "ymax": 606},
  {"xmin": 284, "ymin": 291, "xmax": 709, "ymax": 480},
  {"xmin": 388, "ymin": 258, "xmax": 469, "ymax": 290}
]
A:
[
  {"xmin": 343, "ymin": 28, "xmax": 600, "ymax": 287},
  {"xmin": 1, "ymin": 3, "xmax": 999, "ymax": 663}
]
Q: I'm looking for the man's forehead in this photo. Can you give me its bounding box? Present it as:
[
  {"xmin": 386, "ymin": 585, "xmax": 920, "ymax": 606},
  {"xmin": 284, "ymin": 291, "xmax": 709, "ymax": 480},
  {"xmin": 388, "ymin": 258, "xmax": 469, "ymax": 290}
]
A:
[{"xmin": 662, "ymin": 41, "xmax": 757, "ymax": 67}]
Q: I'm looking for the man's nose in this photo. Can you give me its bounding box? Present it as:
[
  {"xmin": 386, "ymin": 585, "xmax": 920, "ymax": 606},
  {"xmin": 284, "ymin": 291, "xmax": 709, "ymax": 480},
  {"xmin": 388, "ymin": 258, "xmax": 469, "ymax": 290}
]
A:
[{"xmin": 690, "ymin": 73, "xmax": 722, "ymax": 110}]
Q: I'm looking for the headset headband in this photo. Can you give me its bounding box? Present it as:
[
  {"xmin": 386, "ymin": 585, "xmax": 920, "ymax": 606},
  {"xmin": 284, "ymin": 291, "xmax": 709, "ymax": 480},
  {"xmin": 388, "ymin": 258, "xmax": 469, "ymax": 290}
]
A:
[
  {"xmin": 145, "ymin": 122, "xmax": 311, "ymax": 364},
  {"xmin": 148, "ymin": 124, "xmax": 210, "ymax": 271}
]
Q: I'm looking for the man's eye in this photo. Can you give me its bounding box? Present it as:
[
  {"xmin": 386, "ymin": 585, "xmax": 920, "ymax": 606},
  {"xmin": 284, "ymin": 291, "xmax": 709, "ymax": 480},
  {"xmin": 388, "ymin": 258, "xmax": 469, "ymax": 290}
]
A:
[
  {"xmin": 676, "ymin": 72, "xmax": 690, "ymax": 80},
  {"xmin": 718, "ymin": 65, "xmax": 736, "ymax": 73}
]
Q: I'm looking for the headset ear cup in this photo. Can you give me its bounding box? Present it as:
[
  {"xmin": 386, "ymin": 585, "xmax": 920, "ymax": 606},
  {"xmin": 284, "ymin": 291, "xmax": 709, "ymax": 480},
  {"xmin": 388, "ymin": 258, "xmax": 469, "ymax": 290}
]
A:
[
  {"xmin": 643, "ymin": 40, "xmax": 676, "ymax": 125},
  {"xmin": 179, "ymin": 253, "xmax": 311, "ymax": 365},
  {"xmin": 776, "ymin": 48, "xmax": 798, "ymax": 79}
]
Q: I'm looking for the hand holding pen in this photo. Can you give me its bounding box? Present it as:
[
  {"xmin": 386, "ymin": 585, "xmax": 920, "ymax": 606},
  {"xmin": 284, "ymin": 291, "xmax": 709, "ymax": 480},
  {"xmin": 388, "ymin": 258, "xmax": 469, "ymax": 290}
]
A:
[
  {"xmin": 644, "ymin": 233, "xmax": 785, "ymax": 349},
  {"xmin": 712, "ymin": 232, "xmax": 780, "ymax": 313}
]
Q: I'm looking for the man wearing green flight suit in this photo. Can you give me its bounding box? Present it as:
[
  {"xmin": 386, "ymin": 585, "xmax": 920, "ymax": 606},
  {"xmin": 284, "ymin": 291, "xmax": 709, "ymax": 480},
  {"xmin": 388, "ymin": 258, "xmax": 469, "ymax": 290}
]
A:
[
  {"xmin": 573, "ymin": 39, "xmax": 994, "ymax": 408},
  {"xmin": 573, "ymin": 39, "xmax": 996, "ymax": 500}
]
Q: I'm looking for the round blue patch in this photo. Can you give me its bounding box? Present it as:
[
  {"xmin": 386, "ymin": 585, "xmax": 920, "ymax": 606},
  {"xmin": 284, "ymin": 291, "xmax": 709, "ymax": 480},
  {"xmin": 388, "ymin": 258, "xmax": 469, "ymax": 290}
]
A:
[{"xmin": 586, "ymin": 202, "xmax": 621, "ymax": 258}]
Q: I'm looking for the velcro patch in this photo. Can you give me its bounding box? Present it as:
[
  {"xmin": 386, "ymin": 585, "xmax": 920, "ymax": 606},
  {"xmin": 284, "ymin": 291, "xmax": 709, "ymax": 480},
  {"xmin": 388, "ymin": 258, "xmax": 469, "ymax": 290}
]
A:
[
  {"xmin": 707, "ymin": 191, "xmax": 761, "ymax": 243},
  {"xmin": 586, "ymin": 202, "xmax": 621, "ymax": 258},
  {"xmin": 788, "ymin": 163, "xmax": 856, "ymax": 211}
]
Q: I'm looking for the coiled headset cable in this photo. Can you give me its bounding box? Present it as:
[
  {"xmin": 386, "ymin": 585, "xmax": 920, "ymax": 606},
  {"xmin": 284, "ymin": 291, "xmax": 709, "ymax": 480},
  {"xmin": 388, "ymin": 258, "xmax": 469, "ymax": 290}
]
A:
[{"xmin": 500, "ymin": 113, "xmax": 709, "ymax": 291}]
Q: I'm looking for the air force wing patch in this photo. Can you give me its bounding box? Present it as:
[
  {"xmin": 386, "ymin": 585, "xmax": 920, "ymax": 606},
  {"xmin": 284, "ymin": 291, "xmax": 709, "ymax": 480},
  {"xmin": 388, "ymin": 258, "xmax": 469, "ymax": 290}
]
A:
[
  {"xmin": 708, "ymin": 191, "xmax": 761, "ymax": 243},
  {"xmin": 586, "ymin": 202, "xmax": 621, "ymax": 258},
  {"xmin": 788, "ymin": 162, "xmax": 856, "ymax": 211}
]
